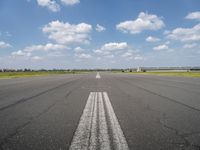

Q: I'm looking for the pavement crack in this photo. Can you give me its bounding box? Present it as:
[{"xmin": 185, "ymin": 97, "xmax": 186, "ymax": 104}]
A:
[
  {"xmin": 134, "ymin": 77, "xmax": 200, "ymax": 95},
  {"xmin": 121, "ymin": 78, "xmax": 200, "ymax": 112},
  {"xmin": 0, "ymin": 78, "xmax": 79, "ymax": 112},
  {"xmin": 182, "ymin": 131, "xmax": 200, "ymax": 137},
  {"xmin": 0, "ymin": 78, "xmax": 82, "ymax": 149},
  {"xmin": 160, "ymin": 119, "xmax": 200, "ymax": 149},
  {"xmin": 0, "ymin": 101, "xmax": 57, "ymax": 149},
  {"xmin": 110, "ymin": 77, "xmax": 200, "ymax": 149}
]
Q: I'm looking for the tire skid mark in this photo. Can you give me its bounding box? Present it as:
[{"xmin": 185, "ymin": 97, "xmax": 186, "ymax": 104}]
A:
[
  {"xmin": 0, "ymin": 78, "xmax": 81, "ymax": 112},
  {"xmin": 0, "ymin": 79, "xmax": 82, "ymax": 149},
  {"xmin": 117, "ymin": 77, "xmax": 200, "ymax": 112}
]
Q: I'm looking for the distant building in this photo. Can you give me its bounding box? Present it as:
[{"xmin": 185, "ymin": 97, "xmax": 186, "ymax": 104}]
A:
[{"xmin": 137, "ymin": 67, "xmax": 141, "ymax": 72}]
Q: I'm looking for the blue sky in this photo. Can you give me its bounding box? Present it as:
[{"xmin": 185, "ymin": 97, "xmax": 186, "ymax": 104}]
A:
[{"xmin": 0, "ymin": 0, "xmax": 200, "ymax": 69}]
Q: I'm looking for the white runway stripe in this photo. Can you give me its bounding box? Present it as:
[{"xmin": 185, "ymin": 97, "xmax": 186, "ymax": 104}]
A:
[
  {"xmin": 89, "ymin": 93, "xmax": 98, "ymax": 149},
  {"xmin": 103, "ymin": 92, "xmax": 129, "ymax": 150},
  {"xmin": 98, "ymin": 92, "xmax": 111, "ymax": 150},
  {"xmin": 96, "ymin": 72, "xmax": 101, "ymax": 79},
  {"xmin": 69, "ymin": 92, "xmax": 95, "ymax": 150},
  {"xmin": 69, "ymin": 92, "xmax": 129, "ymax": 150}
]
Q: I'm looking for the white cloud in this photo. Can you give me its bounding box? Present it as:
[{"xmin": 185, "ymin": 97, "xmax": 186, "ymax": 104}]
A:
[
  {"xmin": 43, "ymin": 20, "xmax": 92, "ymax": 45},
  {"xmin": 164, "ymin": 41, "xmax": 170, "ymax": 45},
  {"xmin": 23, "ymin": 43, "xmax": 67, "ymax": 52},
  {"xmin": 74, "ymin": 47, "xmax": 85, "ymax": 53},
  {"xmin": 185, "ymin": 11, "xmax": 200, "ymax": 21},
  {"xmin": 101, "ymin": 42, "xmax": 128, "ymax": 51},
  {"xmin": 11, "ymin": 50, "xmax": 31, "ymax": 58},
  {"xmin": 93, "ymin": 42, "xmax": 129, "ymax": 59},
  {"xmin": 96, "ymin": 24, "xmax": 106, "ymax": 32},
  {"xmin": 122, "ymin": 51, "xmax": 133, "ymax": 58},
  {"xmin": 31, "ymin": 56, "xmax": 43, "ymax": 60},
  {"xmin": 104, "ymin": 54, "xmax": 114, "ymax": 58},
  {"xmin": 163, "ymin": 30, "xmax": 170, "ymax": 35},
  {"xmin": 61, "ymin": 0, "xmax": 80, "ymax": 5},
  {"xmin": 134, "ymin": 55, "xmax": 144, "ymax": 60},
  {"xmin": 75, "ymin": 53, "xmax": 92, "ymax": 59},
  {"xmin": 11, "ymin": 43, "xmax": 66, "ymax": 59},
  {"xmin": 74, "ymin": 47, "xmax": 92, "ymax": 59},
  {"xmin": 0, "ymin": 41, "xmax": 11, "ymax": 49},
  {"xmin": 146, "ymin": 36, "xmax": 160, "ymax": 42},
  {"xmin": 48, "ymin": 51, "xmax": 65, "ymax": 57},
  {"xmin": 122, "ymin": 49, "xmax": 134, "ymax": 57},
  {"xmin": 121, "ymin": 50, "xmax": 142, "ymax": 60},
  {"xmin": 153, "ymin": 44, "xmax": 169, "ymax": 51},
  {"xmin": 94, "ymin": 42, "xmax": 142, "ymax": 61},
  {"xmin": 116, "ymin": 12, "xmax": 165, "ymax": 34},
  {"xmin": 93, "ymin": 49, "xmax": 104, "ymax": 55},
  {"xmin": 183, "ymin": 43, "xmax": 197, "ymax": 49},
  {"xmin": 167, "ymin": 24, "xmax": 200, "ymax": 42},
  {"xmin": 37, "ymin": 0, "xmax": 60, "ymax": 12}
]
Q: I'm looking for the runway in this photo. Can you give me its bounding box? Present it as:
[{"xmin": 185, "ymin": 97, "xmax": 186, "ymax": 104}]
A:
[{"xmin": 0, "ymin": 72, "xmax": 200, "ymax": 150}]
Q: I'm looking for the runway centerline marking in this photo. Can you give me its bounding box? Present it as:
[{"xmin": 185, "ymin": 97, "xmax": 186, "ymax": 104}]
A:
[
  {"xmin": 69, "ymin": 92, "xmax": 129, "ymax": 150},
  {"xmin": 96, "ymin": 72, "xmax": 101, "ymax": 79}
]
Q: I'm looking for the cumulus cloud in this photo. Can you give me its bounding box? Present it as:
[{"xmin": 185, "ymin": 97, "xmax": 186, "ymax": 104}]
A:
[
  {"xmin": 0, "ymin": 41, "xmax": 11, "ymax": 49},
  {"xmin": 11, "ymin": 43, "xmax": 66, "ymax": 59},
  {"xmin": 121, "ymin": 50, "xmax": 143, "ymax": 60},
  {"xmin": 146, "ymin": 36, "xmax": 160, "ymax": 42},
  {"xmin": 101, "ymin": 42, "xmax": 128, "ymax": 51},
  {"xmin": 167, "ymin": 24, "xmax": 200, "ymax": 42},
  {"xmin": 61, "ymin": 0, "xmax": 80, "ymax": 5},
  {"xmin": 96, "ymin": 24, "xmax": 106, "ymax": 32},
  {"xmin": 93, "ymin": 42, "xmax": 128, "ymax": 58},
  {"xmin": 153, "ymin": 44, "xmax": 169, "ymax": 51},
  {"xmin": 122, "ymin": 51, "xmax": 133, "ymax": 58},
  {"xmin": 185, "ymin": 11, "xmax": 200, "ymax": 21},
  {"xmin": 37, "ymin": 0, "xmax": 60, "ymax": 12},
  {"xmin": 134, "ymin": 55, "xmax": 144, "ymax": 60},
  {"xmin": 31, "ymin": 56, "xmax": 43, "ymax": 60},
  {"xmin": 74, "ymin": 47, "xmax": 92, "ymax": 59},
  {"xmin": 93, "ymin": 42, "xmax": 142, "ymax": 61},
  {"xmin": 116, "ymin": 12, "xmax": 165, "ymax": 34},
  {"xmin": 75, "ymin": 53, "xmax": 92, "ymax": 59},
  {"xmin": 183, "ymin": 43, "xmax": 197, "ymax": 49},
  {"xmin": 23, "ymin": 43, "xmax": 67, "ymax": 52},
  {"xmin": 104, "ymin": 54, "xmax": 114, "ymax": 58},
  {"xmin": 122, "ymin": 50, "xmax": 135, "ymax": 60},
  {"xmin": 163, "ymin": 30, "xmax": 170, "ymax": 35},
  {"xmin": 48, "ymin": 51, "xmax": 65, "ymax": 57},
  {"xmin": 74, "ymin": 47, "xmax": 85, "ymax": 53},
  {"xmin": 93, "ymin": 49, "xmax": 106, "ymax": 55},
  {"xmin": 43, "ymin": 20, "xmax": 92, "ymax": 45},
  {"xmin": 11, "ymin": 50, "xmax": 31, "ymax": 57}
]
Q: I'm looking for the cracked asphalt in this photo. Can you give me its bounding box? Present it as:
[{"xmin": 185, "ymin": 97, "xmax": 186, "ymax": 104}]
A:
[{"xmin": 0, "ymin": 72, "xmax": 200, "ymax": 150}]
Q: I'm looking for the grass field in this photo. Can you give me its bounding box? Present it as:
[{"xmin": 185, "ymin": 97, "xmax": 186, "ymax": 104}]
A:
[
  {"xmin": 0, "ymin": 71, "xmax": 84, "ymax": 79},
  {"xmin": 125, "ymin": 71, "xmax": 200, "ymax": 78}
]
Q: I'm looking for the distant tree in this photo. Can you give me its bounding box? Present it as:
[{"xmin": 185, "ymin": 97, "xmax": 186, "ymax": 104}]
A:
[{"xmin": 142, "ymin": 69, "xmax": 146, "ymax": 72}]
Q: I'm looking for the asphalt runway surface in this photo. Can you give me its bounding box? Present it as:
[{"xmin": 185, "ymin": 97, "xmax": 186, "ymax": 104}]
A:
[{"xmin": 0, "ymin": 72, "xmax": 200, "ymax": 150}]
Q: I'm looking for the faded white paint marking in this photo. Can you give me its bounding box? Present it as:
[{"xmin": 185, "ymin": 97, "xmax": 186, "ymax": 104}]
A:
[
  {"xmin": 98, "ymin": 92, "xmax": 111, "ymax": 150},
  {"xmin": 103, "ymin": 92, "xmax": 129, "ymax": 150},
  {"xmin": 96, "ymin": 72, "xmax": 101, "ymax": 79},
  {"xmin": 69, "ymin": 92, "xmax": 95, "ymax": 150},
  {"xmin": 89, "ymin": 92, "xmax": 98, "ymax": 149},
  {"xmin": 69, "ymin": 92, "xmax": 129, "ymax": 150}
]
